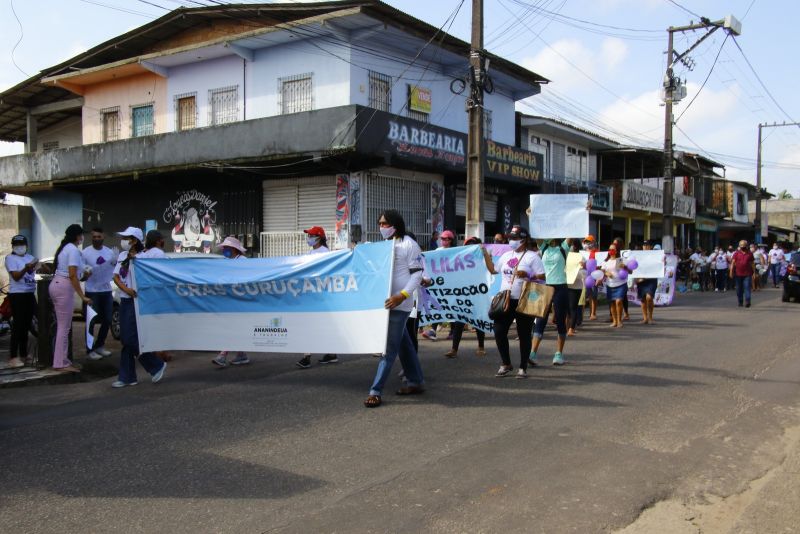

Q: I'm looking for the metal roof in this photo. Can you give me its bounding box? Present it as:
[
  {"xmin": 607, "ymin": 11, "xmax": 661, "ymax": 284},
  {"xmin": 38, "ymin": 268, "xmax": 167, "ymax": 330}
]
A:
[{"xmin": 0, "ymin": 0, "xmax": 548, "ymax": 143}]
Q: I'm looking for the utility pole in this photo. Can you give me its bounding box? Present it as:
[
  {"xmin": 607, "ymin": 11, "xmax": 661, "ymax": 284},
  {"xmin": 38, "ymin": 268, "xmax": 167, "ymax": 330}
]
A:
[
  {"xmin": 755, "ymin": 121, "xmax": 800, "ymax": 243},
  {"xmin": 661, "ymin": 15, "xmax": 741, "ymax": 253},
  {"xmin": 465, "ymin": 0, "xmax": 484, "ymax": 240}
]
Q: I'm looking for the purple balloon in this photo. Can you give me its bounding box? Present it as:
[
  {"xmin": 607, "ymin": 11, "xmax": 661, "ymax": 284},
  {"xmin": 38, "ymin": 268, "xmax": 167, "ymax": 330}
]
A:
[
  {"xmin": 617, "ymin": 269, "xmax": 629, "ymax": 281},
  {"xmin": 626, "ymin": 259, "xmax": 639, "ymax": 271},
  {"xmin": 586, "ymin": 258, "xmax": 597, "ymax": 272},
  {"xmin": 584, "ymin": 276, "xmax": 595, "ymax": 289}
]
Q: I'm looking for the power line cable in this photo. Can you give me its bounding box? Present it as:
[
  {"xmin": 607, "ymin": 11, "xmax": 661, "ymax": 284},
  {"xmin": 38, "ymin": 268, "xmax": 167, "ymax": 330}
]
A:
[
  {"xmin": 9, "ymin": 0, "xmax": 29, "ymax": 77},
  {"xmin": 665, "ymin": 0, "xmax": 702, "ymax": 20},
  {"xmin": 675, "ymin": 33, "xmax": 729, "ymax": 123}
]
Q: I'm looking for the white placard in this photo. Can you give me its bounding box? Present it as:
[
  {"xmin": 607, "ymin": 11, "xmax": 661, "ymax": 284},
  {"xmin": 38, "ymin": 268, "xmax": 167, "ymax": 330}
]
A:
[
  {"xmin": 85, "ymin": 306, "xmax": 97, "ymax": 350},
  {"xmin": 621, "ymin": 250, "xmax": 665, "ymax": 279},
  {"xmin": 529, "ymin": 194, "xmax": 589, "ymax": 239}
]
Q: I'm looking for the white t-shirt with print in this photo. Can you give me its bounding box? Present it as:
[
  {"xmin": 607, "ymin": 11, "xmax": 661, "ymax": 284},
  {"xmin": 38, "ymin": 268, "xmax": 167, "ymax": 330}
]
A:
[
  {"xmin": 496, "ymin": 250, "xmax": 544, "ymax": 299},
  {"xmin": 4, "ymin": 253, "xmax": 36, "ymax": 293},
  {"xmin": 768, "ymin": 248, "xmax": 785, "ymax": 265},
  {"xmin": 82, "ymin": 246, "xmax": 117, "ymax": 293}
]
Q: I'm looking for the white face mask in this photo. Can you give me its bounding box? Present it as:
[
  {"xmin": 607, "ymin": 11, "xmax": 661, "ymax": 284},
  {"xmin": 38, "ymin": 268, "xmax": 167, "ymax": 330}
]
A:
[
  {"xmin": 120, "ymin": 239, "xmax": 132, "ymax": 251},
  {"xmin": 77, "ymin": 237, "xmax": 84, "ymax": 247},
  {"xmin": 12, "ymin": 245, "xmax": 27, "ymax": 256},
  {"xmin": 306, "ymin": 236, "xmax": 319, "ymax": 247},
  {"xmin": 508, "ymin": 239, "xmax": 522, "ymax": 250},
  {"xmin": 379, "ymin": 226, "xmax": 396, "ymax": 239}
]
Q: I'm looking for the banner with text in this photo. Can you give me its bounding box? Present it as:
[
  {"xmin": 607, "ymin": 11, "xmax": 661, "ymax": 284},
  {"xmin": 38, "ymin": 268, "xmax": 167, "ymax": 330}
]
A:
[
  {"xmin": 621, "ymin": 250, "xmax": 665, "ymax": 279},
  {"xmin": 529, "ymin": 194, "xmax": 589, "ymax": 239},
  {"xmin": 132, "ymin": 241, "xmax": 394, "ymax": 354},
  {"xmin": 418, "ymin": 245, "xmax": 494, "ymax": 333}
]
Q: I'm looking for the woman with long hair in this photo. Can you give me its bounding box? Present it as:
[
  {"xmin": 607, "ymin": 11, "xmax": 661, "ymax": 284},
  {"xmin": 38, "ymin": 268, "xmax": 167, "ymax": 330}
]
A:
[
  {"xmin": 48, "ymin": 224, "xmax": 92, "ymax": 372},
  {"xmin": 529, "ymin": 238, "xmax": 573, "ymax": 367},
  {"xmin": 364, "ymin": 210, "xmax": 425, "ymax": 407},
  {"xmin": 602, "ymin": 244, "xmax": 631, "ymax": 328},
  {"xmin": 483, "ymin": 225, "xmax": 545, "ymax": 378}
]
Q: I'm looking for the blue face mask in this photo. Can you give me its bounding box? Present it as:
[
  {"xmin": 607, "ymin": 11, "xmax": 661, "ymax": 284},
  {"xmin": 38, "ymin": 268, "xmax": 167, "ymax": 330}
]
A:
[{"xmin": 222, "ymin": 248, "xmax": 233, "ymax": 258}]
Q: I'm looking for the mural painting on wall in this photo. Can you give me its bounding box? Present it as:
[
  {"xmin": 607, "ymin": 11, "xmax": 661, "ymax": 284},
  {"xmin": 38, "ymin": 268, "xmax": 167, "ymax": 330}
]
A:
[
  {"xmin": 163, "ymin": 190, "xmax": 220, "ymax": 253},
  {"xmin": 335, "ymin": 174, "xmax": 350, "ymax": 250},
  {"xmin": 431, "ymin": 181, "xmax": 444, "ymax": 235}
]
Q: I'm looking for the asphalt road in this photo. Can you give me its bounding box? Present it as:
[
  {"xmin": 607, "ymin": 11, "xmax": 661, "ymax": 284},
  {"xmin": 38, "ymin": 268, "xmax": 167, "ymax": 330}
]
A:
[{"xmin": 1, "ymin": 287, "xmax": 799, "ymax": 533}]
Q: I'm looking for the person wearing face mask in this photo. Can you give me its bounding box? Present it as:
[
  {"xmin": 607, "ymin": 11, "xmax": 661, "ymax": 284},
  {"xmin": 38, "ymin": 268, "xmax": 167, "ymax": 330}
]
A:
[
  {"xmin": 296, "ymin": 226, "xmax": 338, "ymax": 369},
  {"xmin": 483, "ymin": 225, "xmax": 545, "ymax": 378},
  {"xmin": 582, "ymin": 235, "xmax": 599, "ymax": 320},
  {"xmin": 48, "ymin": 224, "xmax": 92, "ymax": 373},
  {"xmin": 211, "ymin": 236, "xmax": 251, "ymax": 368},
  {"xmin": 729, "ymin": 239, "xmax": 755, "ymax": 308},
  {"xmin": 602, "ymin": 245, "xmax": 631, "ymax": 328},
  {"xmin": 4, "ymin": 235, "xmax": 38, "ymax": 369},
  {"xmin": 364, "ymin": 210, "xmax": 425, "ymax": 408},
  {"xmin": 81, "ymin": 227, "xmax": 117, "ymax": 360},
  {"xmin": 529, "ymin": 237, "xmax": 574, "ymax": 367},
  {"xmin": 112, "ymin": 227, "xmax": 167, "ymax": 387},
  {"xmin": 751, "ymin": 244, "xmax": 765, "ymax": 291},
  {"xmin": 611, "ymin": 237, "xmax": 631, "ymax": 318},
  {"xmin": 768, "ymin": 243, "xmax": 785, "ymax": 288}
]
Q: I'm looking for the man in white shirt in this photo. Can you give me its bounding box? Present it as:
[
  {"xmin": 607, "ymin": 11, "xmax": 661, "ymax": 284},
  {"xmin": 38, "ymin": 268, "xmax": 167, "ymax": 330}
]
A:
[
  {"xmin": 768, "ymin": 243, "xmax": 785, "ymax": 287},
  {"xmin": 82, "ymin": 228, "xmax": 117, "ymax": 360}
]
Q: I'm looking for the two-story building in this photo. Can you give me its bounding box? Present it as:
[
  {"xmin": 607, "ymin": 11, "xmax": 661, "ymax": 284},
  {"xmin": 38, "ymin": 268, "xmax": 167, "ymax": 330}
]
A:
[
  {"xmin": 517, "ymin": 114, "xmax": 617, "ymax": 240},
  {"xmin": 0, "ymin": 1, "xmax": 548, "ymax": 257}
]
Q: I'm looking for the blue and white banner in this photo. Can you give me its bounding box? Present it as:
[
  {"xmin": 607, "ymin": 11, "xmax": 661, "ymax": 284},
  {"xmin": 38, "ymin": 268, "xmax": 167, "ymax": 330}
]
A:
[
  {"xmin": 131, "ymin": 241, "xmax": 394, "ymax": 354},
  {"xmin": 418, "ymin": 245, "xmax": 494, "ymax": 332}
]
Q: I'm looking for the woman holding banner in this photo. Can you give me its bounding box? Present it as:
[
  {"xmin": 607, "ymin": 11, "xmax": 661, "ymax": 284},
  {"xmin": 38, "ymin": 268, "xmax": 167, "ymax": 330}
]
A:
[
  {"xmin": 483, "ymin": 225, "xmax": 544, "ymax": 379},
  {"xmin": 364, "ymin": 210, "xmax": 425, "ymax": 408},
  {"xmin": 446, "ymin": 236, "xmax": 487, "ymax": 358},
  {"xmin": 111, "ymin": 227, "xmax": 167, "ymax": 388},
  {"xmin": 296, "ymin": 226, "xmax": 338, "ymax": 369},
  {"xmin": 212, "ymin": 236, "xmax": 251, "ymax": 368},
  {"xmin": 636, "ymin": 240, "xmax": 658, "ymax": 324},
  {"xmin": 529, "ymin": 238, "xmax": 573, "ymax": 367}
]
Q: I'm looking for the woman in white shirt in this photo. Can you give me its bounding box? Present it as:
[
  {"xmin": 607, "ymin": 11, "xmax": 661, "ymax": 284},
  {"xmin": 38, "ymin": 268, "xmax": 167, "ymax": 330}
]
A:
[
  {"xmin": 48, "ymin": 224, "xmax": 92, "ymax": 372},
  {"xmin": 483, "ymin": 225, "xmax": 545, "ymax": 378},
  {"xmin": 212, "ymin": 236, "xmax": 251, "ymax": 368},
  {"xmin": 365, "ymin": 210, "xmax": 425, "ymax": 408},
  {"xmin": 4, "ymin": 235, "xmax": 38, "ymax": 368},
  {"xmin": 601, "ymin": 244, "xmax": 631, "ymax": 328}
]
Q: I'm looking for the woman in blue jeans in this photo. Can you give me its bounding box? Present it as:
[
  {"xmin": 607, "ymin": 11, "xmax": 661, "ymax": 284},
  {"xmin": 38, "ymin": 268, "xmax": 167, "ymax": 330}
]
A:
[
  {"xmin": 365, "ymin": 210, "xmax": 425, "ymax": 408},
  {"xmin": 111, "ymin": 227, "xmax": 167, "ymax": 388}
]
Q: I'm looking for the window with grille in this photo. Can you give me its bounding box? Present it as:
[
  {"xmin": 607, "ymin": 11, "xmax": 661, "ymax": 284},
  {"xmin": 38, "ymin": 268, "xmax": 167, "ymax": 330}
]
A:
[
  {"xmin": 279, "ymin": 74, "xmax": 313, "ymax": 115},
  {"xmin": 209, "ymin": 86, "xmax": 238, "ymax": 126},
  {"xmin": 101, "ymin": 107, "xmax": 120, "ymax": 142},
  {"xmin": 566, "ymin": 146, "xmax": 588, "ymax": 181},
  {"xmin": 368, "ymin": 71, "xmax": 392, "ymax": 112},
  {"xmin": 175, "ymin": 93, "xmax": 197, "ymax": 131},
  {"xmin": 131, "ymin": 103, "xmax": 154, "ymax": 137},
  {"xmin": 483, "ymin": 109, "xmax": 492, "ymax": 140}
]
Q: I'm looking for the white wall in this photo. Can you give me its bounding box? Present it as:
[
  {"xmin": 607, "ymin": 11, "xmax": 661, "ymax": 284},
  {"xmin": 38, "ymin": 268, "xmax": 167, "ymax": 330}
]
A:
[
  {"xmin": 248, "ymin": 40, "xmax": 352, "ymax": 119},
  {"xmin": 167, "ymin": 55, "xmax": 246, "ymax": 129},
  {"xmin": 30, "ymin": 190, "xmax": 83, "ymax": 259},
  {"xmin": 37, "ymin": 116, "xmax": 83, "ymax": 151}
]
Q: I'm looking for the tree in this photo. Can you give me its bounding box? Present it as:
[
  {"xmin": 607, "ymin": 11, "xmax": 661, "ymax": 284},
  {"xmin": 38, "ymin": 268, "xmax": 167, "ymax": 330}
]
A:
[{"xmin": 777, "ymin": 190, "xmax": 794, "ymax": 200}]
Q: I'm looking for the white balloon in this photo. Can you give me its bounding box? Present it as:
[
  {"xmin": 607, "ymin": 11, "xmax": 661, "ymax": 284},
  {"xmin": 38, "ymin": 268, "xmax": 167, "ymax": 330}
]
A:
[{"xmin": 591, "ymin": 270, "xmax": 604, "ymax": 281}]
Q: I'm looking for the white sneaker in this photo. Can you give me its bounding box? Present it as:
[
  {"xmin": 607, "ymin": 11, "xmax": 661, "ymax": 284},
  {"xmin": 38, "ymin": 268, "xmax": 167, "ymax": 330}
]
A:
[
  {"xmin": 88, "ymin": 351, "xmax": 103, "ymax": 361},
  {"xmin": 516, "ymin": 369, "xmax": 528, "ymax": 379},
  {"xmin": 96, "ymin": 347, "xmax": 112, "ymax": 357},
  {"xmin": 111, "ymin": 380, "xmax": 138, "ymax": 388},
  {"xmin": 151, "ymin": 362, "xmax": 167, "ymax": 383}
]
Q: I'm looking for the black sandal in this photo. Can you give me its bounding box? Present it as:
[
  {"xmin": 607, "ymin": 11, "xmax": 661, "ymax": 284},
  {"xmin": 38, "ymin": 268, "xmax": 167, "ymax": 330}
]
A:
[{"xmin": 396, "ymin": 386, "xmax": 425, "ymax": 395}]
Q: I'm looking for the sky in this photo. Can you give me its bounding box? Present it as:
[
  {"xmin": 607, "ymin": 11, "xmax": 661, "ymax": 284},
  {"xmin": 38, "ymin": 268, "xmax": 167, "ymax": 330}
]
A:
[{"xmin": 1, "ymin": 0, "xmax": 798, "ymax": 197}]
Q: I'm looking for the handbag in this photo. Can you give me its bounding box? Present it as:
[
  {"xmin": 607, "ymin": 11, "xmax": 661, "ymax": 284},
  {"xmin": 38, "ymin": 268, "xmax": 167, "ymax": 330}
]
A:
[
  {"xmin": 517, "ymin": 282, "xmax": 555, "ymax": 318},
  {"xmin": 488, "ymin": 251, "xmax": 527, "ymax": 321}
]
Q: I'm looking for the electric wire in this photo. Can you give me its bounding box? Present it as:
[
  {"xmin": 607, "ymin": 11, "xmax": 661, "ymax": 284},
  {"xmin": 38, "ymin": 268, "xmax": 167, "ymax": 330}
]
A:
[
  {"xmin": 9, "ymin": 0, "xmax": 29, "ymax": 77},
  {"xmin": 675, "ymin": 33, "xmax": 729, "ymax": 124}
]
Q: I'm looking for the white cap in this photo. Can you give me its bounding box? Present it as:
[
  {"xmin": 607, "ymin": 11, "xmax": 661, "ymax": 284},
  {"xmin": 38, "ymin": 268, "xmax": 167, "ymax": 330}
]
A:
[
  {"xmin": 117, "ymin": 227, "xmax": 144, "ymax": 242},
  {"xmin": 216, "ymin": 236, "xmax": 247, "ymax": 254}
]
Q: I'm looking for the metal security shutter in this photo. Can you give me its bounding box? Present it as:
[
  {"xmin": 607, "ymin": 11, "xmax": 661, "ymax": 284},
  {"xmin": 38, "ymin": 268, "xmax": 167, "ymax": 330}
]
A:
[
  {"xmin": 262, "ymin": 184, "xmax": 297, "ymax": 231},
  {"xmin": 455, "ymin": 188, "xmax": 497, "ymax": 222},
  {"xmin": 298, "ymin": 183, "xmax": 336, "ymax": 233},
  {"xmin": 262, "ymin": 177, "xmax": 336, "ymax": 234}
]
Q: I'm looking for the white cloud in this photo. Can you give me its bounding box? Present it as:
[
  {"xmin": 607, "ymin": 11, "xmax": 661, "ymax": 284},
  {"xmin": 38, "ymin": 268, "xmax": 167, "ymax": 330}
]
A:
[{"xmin": 521, "ymin": 37, "xmax": 629, "ymax": 92}]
